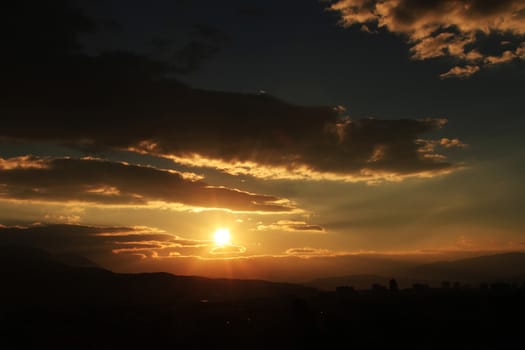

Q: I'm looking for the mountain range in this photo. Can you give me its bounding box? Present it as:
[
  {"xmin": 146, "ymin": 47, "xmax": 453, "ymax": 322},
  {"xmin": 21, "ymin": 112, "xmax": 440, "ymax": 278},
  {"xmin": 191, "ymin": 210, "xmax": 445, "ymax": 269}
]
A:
[
  {"xmin": 2, "ymin": 245, "xmax": 525, "ymax": 298},
  {"xmin": 0, "ymin": 245, "xmax": 316, "ymax": 307},
  {"xmin": 308, "ymin": 252, "xmax": 525, "ymax": 290}
]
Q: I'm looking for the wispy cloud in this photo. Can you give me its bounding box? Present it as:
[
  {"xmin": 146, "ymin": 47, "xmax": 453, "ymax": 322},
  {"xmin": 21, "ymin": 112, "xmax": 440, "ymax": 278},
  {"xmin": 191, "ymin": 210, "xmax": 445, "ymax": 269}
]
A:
[
  {"xmin": 209, "ymin": 244, "xmax": 247, "ymax": 255},
  {"xmin": 256, "ymin": 220, "xmax": 325, "ymax": 233},
  {"xmin": 285, "ymin": 247, "xmax": 340, "ymax": 257}
]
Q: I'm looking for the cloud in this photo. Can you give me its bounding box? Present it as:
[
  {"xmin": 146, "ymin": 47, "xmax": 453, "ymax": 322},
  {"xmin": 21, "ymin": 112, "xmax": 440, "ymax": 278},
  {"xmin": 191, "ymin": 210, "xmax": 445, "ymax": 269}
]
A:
[
  {"xmin": 0, "ymin": 156, "xmax": 48, "ymax": 170},
  {"xmin": 0, "ymin": 223, "xmax": 137, "ymax": 257},
  {"xmin": 485, "ymin": 50, "xmax": 519, "ymax": 64},
  {"xmin": 209, "ymin": 244, "xmax": 247, "ymax": 255},
  {"xmin": 6, "ymin": 1, "xmax": 227, "ymax": 80},
  {"xmin": 256, "ymin": 220, "xmax": 325, "ymax": 233},
  {"xmin": 2, "ymin": 223, "xmax": 519, "ymax": 280},
  {"xmin": 237, "ymin": 5, "xmax": 268, "ymax": 18},
  {"xmin": 2, "ymin": 0, "xmax": 464, "ymax": 183},
  {"xmin": 111, "ymin": 238, "xmax": 214, "ymax": 258},
  {"xmin": 0, "ymin": 223, "xmax": 236, "ymax": 260},
  {"xmin": 410, "ymin": 32, "xmax": 480, "ymax": 61},
  {"xmin": 4, "ymin": 0, "xmax": 94, "ymax": 71},
  {"xmin": 439, "ymin": 138, "xmax": 468, "ymax": 149},
  {"xmin": 2, "ymin": 73, "xmax": 463, "ymax": 183},
  {"xmin": 152, "ymin": 24, "xmax": 230, "ymax": 74},
  {"xmin": 440, "ymin": 65, "xmax": 481, "ymax": 79},
  {"xmin": 517, "ymin": 43, "xmax": 525, "ymax": 58},
  {"xmin": 330, "ymin": 0, "xmax": 525, "ymax": 77},
  {"xmin": 43, "ymin": 213, "xmax": 82, "ymax": 224},
  {"xmin": 285, "ymin": 247, "xmax": 335, "ymax": 257},
  {"xmin": 0, "ymin": 156, "xmax": 295, "ymax": 213},
  {"xmin": 416, "ymin": 137, "xmax": 467, "ymax": 156},
  {"xmin": 360, "ymin": 24, "xmax": 378, "ymax": 34},
  {"xmin": 0, "ymin": 223, "xmax": 251, "ymax": 261}
]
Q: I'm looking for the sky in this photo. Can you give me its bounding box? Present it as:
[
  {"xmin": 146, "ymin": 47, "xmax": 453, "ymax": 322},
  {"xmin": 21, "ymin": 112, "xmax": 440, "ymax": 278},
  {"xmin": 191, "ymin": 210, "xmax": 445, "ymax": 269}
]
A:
[{"xmin": 1, "ymin": 0, "xmax": 524, "ymax": 281}]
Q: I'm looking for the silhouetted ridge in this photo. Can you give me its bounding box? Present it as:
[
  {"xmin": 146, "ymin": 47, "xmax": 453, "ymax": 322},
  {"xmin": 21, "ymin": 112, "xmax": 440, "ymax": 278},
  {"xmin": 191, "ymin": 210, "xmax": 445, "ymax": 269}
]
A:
[
  {"xmin": 405, "ymin": 252, "xmax": 525, "ymax": 283},
  {"xmin": 0, "ymin": 245, "xmax": 316, "ymax": 306},
  {"xmin": 2, "ymin": 246, "xmax": 525, "ymax": 349}
]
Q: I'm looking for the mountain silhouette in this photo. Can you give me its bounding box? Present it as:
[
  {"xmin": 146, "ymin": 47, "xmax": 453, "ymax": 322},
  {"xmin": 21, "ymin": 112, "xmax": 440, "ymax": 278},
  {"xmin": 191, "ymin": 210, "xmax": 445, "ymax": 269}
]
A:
[
  {"xmin": 306, "ymin": 252, "xmax": 525, "ymax": 290},
  {"xmin": 308, "ymin": 274, "xmax": 429, "ymax": 290},
  {"xmin": 0, "ymin": 245, "xmax": 316, "ymax": 307},
  {"xmin": 403, "ymin": 252, "xmax": 525, "ymax": 284},
  {"xmin": 2, "ymin": 246, "xmax": 525, "ymax": 349}
]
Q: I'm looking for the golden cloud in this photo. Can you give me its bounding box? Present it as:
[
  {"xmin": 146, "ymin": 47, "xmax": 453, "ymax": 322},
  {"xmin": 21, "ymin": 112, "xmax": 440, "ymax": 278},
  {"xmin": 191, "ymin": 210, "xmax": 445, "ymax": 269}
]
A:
[{"xmin": 256, "ymin": 220, "xmax": 326, "ymax": 233}]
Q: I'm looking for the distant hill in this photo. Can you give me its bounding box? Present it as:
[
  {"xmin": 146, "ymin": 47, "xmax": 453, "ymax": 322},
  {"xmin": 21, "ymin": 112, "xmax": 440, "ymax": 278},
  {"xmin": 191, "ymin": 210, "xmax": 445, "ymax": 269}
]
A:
[
  {"xmin": 309, "ymin": 274, "xmax": 389, "ymax": 290},
  {"xmin": 307, "ymin": 252, "xmax": 525, "ymax": 290},
  {"xmin": 53, "ymin": 252, "xmax": 100, "ymax": 268},
  {"xmin": 308, "ymin": 274, "xmax": 432, "ymax": 290},
  {"xmin": 0, "ymin": 245, "xmax": 316, "ymax": 306},
  {"xmin": 2, "ymin": 246, "xmax": 525, "ymax": 349},
  {"xmin": 402, "ymin": 252, "xmax": 525, "ymax": 284}
]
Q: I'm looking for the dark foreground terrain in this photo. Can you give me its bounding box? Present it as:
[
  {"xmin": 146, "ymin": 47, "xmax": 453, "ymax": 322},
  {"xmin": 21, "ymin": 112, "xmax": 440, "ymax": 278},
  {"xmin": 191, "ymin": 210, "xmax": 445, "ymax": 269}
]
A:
[{"xmin": 1, "ymin": 246, "xmax": 524, "ymax": 349}]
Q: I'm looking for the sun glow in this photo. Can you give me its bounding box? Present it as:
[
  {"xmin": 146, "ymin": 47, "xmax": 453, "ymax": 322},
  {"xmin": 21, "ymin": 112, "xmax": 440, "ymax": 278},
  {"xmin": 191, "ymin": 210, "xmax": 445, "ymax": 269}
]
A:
[{"xmin": 213, "ymin": 228, "xmax": 231, "ymax": 246}]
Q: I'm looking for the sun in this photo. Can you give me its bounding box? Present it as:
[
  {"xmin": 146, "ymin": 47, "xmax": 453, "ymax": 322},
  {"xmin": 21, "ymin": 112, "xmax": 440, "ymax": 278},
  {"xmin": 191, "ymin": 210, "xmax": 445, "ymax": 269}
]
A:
[{"xmin": 213, "ymin": 228, "xmax": 231, "ymax": 246}]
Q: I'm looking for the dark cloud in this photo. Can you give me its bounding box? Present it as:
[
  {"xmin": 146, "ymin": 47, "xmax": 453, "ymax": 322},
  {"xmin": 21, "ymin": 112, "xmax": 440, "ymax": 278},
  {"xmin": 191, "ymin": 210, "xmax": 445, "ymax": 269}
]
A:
[
  {"xmin": 0, "ymin": 223, "xmax": 239, "ymax": 261},
  {"xmin": 173, "ymin": 40, "xmax": 223, "ymax": 74},
  {"xmin": 3, "ymin": 0, "xmax": 101, "ymax": 81},
  {"xmin": 151, "ymin": 24, "xmax": 230, "ymax": 74},
  {"xmin": 1, "ymin": 1, "xmax": 463, "ymax": 183},
  {"xmin": 3, "ymin": 0, "xmax": 94, "ymax": 60},
  {"xmin": 5, "ymin": 1, "xmax": 227, "ymax": 80},
  {"xmin": 2, "ymin": 74, "xmax": 461, "ymax": 182},
  {"xmin": 0, "ymin": 156, "xmax": 294, "ymax": 212},
  {"xmin": 330, "ymin": 0, "xmax": 525, "ymax": 77},
  {"xmin": 236, "ymin": 5, "xmax": 269, "ymax": 18},
  {"xmin": 0, "ymin": 223, "xmax": 137, "ymax": 257}
]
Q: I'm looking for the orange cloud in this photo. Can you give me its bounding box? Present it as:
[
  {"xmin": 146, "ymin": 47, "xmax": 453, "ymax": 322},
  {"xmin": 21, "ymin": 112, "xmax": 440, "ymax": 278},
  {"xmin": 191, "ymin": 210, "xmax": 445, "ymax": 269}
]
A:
[
  {"xmin": 209, "ymin": 244, "xmax": 247, "ymax": 255},
  {"xmin": 485, "ymin": 50, "xmax": 518, "ymax": 64},
  {"xmin": 330, "ymin": 0, "xmax": 525, "ymax": 77},
  {"xmin": 517, "ymin": 43, "xmax": 525, "ymax": 58},
  {"xmin": 284, "ymin": 247, "xmax": 340, "ymax": 257},
  {"xmin": 440, "ymin": 65, "xmax": 481, "ymax": 79},
  {"xmin": 416, "ymin": 137, "xmax": 467, "ymax": 154},
  {"xmin": 0, "ymin": 155, "xmax": 48, "ymax": 170},
  {"xmin": 256, "ymin": 220, "xmax": 326, "ymax": 233}
]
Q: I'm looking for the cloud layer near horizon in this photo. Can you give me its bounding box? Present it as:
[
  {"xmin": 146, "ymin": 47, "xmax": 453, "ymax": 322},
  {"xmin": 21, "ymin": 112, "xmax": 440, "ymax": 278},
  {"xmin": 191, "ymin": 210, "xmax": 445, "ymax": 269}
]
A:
[
  {"xmin": 0, "ymin": 223, "xmax": 245, "ymax": 260},
  {"xmin": 256, "ymin": 220, "xmax": 326, "ymax": 233},
  {"xmin": 0, "ymin": 223, "xmax": 351, "ymax": 263},
  {"xmin": 3, "ymin": 78, "xmax": 462, "ymax": 183},
  {"xmin": 330, "ymin": 0, "xmax": 525, "ymax": 77},
  {"xmin": 1, "ymin": 223, "xmax": 520, "ymax": 282},
  {"xmin": 0, "ymin": 156, "xmax": 293, "ymax": 212}
]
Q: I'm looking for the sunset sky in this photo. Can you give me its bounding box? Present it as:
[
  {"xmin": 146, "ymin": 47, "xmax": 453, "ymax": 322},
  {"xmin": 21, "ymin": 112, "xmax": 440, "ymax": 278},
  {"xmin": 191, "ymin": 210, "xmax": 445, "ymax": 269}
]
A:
[{"xmin": 2, "ymin": 0, "xmax": 524, "ymax": 281}]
